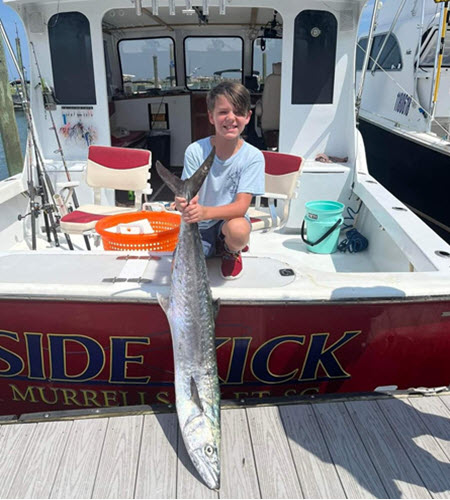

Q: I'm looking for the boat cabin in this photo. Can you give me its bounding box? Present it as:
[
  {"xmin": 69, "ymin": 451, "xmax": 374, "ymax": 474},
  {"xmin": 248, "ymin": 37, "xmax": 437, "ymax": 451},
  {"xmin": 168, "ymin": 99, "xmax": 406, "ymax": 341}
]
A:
[{"xmin": 4, "ymin": 0, "xmax": 364, "ymax": 230}]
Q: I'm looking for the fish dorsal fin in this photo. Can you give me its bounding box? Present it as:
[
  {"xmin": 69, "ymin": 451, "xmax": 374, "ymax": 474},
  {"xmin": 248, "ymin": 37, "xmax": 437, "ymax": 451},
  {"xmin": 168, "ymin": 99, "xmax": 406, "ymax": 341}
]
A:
[
  {"xmin": 190, "ymin": 376, "xmax": 204, "ymax": 413},
  {"xmin": 155, "ymin": 161, "xmax": 184, "ymax": 197}
]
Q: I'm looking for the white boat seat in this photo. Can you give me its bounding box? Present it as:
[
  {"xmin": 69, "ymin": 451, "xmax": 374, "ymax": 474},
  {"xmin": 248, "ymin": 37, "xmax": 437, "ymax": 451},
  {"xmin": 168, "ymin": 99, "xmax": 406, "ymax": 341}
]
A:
[
  {"xmin": 60, "ymin": 145, "xmax": 152, "ymax": 235},
  {"xmin": 248, "ymin": 150, "xmax": 303, "ymax": 231}
]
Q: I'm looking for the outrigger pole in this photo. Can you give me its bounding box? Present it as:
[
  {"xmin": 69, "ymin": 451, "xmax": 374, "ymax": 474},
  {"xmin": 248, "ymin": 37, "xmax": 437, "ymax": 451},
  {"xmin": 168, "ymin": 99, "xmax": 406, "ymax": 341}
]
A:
[
  {"xmin": 430, "ymin": 1, "xmax": 449, "ymax": 122},
  {"xmin": 356, "ymin": 0, "xmax": 381, "ymax": 121},
  {"xmin": 0, "ymin": 19, "xmax": 66, "ymax": 250},
  {"xmin": 29, "ymin": 41, "xmax": 91, "ymax": 250}
]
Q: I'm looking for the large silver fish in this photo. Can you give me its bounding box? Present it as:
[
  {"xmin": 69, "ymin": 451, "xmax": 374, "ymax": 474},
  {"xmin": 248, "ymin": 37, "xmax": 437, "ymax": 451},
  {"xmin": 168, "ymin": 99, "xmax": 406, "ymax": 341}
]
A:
[{"xmin": 156, "ymin": 148, "xmax": 221, "ymax": 490}]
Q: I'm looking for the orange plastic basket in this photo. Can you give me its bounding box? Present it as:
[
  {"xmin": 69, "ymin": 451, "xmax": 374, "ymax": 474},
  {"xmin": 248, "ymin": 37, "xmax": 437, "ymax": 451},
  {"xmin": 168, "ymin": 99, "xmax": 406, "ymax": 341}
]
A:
[{"xmin": 95, "ymin": 211, "xmax": 181, "ymax": 252}]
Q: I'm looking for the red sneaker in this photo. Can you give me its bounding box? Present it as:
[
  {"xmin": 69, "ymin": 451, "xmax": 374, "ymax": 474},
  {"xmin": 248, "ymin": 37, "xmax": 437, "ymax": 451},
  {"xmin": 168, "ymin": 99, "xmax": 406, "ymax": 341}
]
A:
[{"xmin": 221, "ymin": 249, "xmax": 243, "ymax": 280}]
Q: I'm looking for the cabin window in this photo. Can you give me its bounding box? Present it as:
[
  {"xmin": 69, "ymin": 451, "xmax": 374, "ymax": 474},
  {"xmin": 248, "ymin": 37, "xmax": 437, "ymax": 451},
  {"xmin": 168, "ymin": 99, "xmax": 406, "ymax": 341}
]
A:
[
  {"xmin": 118, "ymin": 37, "xmax": 176, "ymax": 93},
  {"xmin": 356, "ymin": 34, "xmax": 403, "ymax": 71},
  {"xmin": 184, "ymin": 37, "xmax": 243, "ymax": 90},
  {"xmin": 48, "ymin": 12, "xmax": 96, "ymax": 104},
  {"xmin": 252, "ymin": 37, "xmax": 282, "ymax": 90},
  {"xmin": 419, "ymin": 28, "xmax": 450, "ymax": 67},
  {"xmin": 291, "ymin": 10, "xmax": 337, "ymax": 105}
]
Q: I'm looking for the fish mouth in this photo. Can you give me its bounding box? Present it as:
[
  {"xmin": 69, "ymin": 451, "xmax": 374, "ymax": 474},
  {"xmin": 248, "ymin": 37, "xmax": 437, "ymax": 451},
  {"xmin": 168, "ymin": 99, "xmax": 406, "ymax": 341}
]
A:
[
  {"xmin": 200, "ymin": 466, "xmax": 220, "ymax": 490},
  {"xmin": 189, "ymin": 448, "xmax": 220, "ymax": 490}
]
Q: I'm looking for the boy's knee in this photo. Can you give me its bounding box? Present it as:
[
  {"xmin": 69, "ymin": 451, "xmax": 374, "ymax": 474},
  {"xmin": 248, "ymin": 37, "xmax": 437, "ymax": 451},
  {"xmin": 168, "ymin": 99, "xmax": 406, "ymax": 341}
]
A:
[
  {"xmin": 222, "ymin": 218, "xmax": 251, "ymax": 250},
  {"xmin": 223, "ymin": 218, "xmax": 250, "ymax": 236}
]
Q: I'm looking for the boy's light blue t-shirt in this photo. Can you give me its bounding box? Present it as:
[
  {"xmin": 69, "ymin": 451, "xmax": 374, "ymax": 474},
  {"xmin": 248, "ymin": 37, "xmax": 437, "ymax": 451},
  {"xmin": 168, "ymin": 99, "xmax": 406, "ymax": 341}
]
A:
[{"xmin": 181, "ymin": 137, "xmax": 265, "ymax": 229}]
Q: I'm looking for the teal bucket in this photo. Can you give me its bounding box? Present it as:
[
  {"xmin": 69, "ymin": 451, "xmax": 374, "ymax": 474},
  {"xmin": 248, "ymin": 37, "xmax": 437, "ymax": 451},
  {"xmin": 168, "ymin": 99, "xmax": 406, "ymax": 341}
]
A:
[{"xmin": 301, "ymin": 200, "xmax": 345, "ymax": 254}]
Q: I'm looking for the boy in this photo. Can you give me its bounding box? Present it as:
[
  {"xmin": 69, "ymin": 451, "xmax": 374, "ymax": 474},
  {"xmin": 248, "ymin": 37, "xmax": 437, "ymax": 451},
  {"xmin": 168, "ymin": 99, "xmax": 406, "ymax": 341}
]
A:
[{"xmin": 175, "ymin": 81, "xmax": 265, "ymax": 279}]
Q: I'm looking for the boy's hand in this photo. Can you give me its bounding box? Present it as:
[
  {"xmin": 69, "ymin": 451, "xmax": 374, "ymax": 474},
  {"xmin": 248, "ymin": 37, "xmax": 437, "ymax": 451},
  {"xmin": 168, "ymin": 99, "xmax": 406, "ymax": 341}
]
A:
[
  {"xmin": 182, "ymin": 195, "xmax": 205, "ymax": 224},
  {"xmin": 174, "ymin": 196, "xmax": 188, "ymax": 212}
]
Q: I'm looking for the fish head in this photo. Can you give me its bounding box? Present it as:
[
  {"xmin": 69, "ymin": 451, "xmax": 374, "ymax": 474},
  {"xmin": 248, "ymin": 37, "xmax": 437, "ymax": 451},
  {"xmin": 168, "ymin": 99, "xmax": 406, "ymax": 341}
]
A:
[
  {"xmin": 183, "ymin": 414, "xmax": 220, "ymax": 490},
  {"xmin": 190, "ymin": 440, "xmax": 220, "ymax": 490}
]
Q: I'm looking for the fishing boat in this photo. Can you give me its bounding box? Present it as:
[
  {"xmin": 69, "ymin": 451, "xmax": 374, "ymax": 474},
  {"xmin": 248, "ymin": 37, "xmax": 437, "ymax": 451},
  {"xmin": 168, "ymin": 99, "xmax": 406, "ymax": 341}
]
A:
[
  {"xmin": 356, "ymin": 0, "xmax": 450, "ymax": 242},
  {"xmin": 9, "ymin": 79, "xmax": 29, "ymax": 109},
  {"xmin": 0, "ymin": 0, "xmax": 449, "ymax": 416}
]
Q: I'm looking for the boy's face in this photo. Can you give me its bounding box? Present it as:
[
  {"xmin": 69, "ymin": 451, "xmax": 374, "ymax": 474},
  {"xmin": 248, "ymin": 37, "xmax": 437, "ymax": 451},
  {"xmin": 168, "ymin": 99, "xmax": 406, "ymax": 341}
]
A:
[{"xmin": 208, "ymin": 95, "xmax": 251, "ymax": 141}]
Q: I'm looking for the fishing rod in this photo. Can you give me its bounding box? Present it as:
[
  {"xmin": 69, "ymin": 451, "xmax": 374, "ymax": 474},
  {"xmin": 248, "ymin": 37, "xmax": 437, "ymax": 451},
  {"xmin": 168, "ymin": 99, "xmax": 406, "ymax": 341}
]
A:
[
  {"xmin": 30, "ymin": 41, "xmax": 91, "ymax": 250},
  {"xmin": 0, "ymin": 19, "xmax": 64, "ymax": 248},
  {"xmin": 21, "ymin": 130, "xmax": 38, "ymax": 248}
]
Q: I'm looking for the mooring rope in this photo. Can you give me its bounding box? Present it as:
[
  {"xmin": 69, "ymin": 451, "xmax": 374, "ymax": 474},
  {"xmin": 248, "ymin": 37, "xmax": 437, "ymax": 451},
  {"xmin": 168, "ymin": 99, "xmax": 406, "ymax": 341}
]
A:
[{"xmin": 338, "ymin": 228, "xmax": 369, "ymax": 253}]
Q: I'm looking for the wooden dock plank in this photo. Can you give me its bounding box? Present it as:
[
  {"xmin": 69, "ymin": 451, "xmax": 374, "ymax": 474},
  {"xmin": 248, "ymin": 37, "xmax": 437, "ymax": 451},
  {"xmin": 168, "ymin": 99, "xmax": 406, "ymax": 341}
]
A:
[
  {"xmin": 410, "ymin": 396, "xmax": 450, "ymax": 461},
  {"xmin": 280, "ymin": 404, "xmax": 346, "ymax": 499},
  {"xmin": 246, "ymin": 405, "xmax": 302, "ymax": 499},
  {"xmin": 440, "ymin": 395, "xmax": 450, "ymax": 413},
  {"xmin": 92, "ymin": 415, "xmax": 143, "ymax": 499},
  {"xmin": 377, "ymin": 398, "xmax": 450, "ymax": 499},
  {"xmin": 1, "ymin": 394, "xmax": 449, "ymax": 499},
  {"xmin": 176, "ymin": 427, "xmax": 219, "ymax": 499},
  {"xmin": 0, "ymin": 422, "xmax": 37, "ymax": 498},
  {"xmin": 219, "ymin": 408, "xmax": 260, "ymax": 499},
  {"xmin": 313, "ymin": 401, "xmax": 387, "ymax": 498},
  {"xmin": 135, "ymin": 413, "xmax": 178, "ymax": 499},
  {"xmin": 6, "ymin": 420, "xmax": 72, "ymax": 499},
  {"xmin": 50, "ymin": 417, "xmax": 108, "ymax": 499},
  {"xmin": 345, "ymin": 400, "xmax": 431, "ymax": 499}
]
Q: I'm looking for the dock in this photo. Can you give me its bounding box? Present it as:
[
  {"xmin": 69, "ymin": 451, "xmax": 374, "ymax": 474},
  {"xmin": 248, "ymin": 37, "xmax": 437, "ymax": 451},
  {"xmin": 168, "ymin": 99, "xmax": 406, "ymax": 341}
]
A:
[{"xmin": 0, "ymin": 392, "xmax": 449, "ymax": 498}]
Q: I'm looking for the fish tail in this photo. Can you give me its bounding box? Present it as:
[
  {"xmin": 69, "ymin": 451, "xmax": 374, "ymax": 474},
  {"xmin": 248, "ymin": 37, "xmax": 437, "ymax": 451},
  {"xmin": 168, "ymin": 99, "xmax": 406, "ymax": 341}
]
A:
[
  {"xmin": 156, "ymin": 146, "xmax": 215, "ymax": 201},
  {"xmin": 155, "ymin": 161, "xmax": 184, "ymax": 196}
]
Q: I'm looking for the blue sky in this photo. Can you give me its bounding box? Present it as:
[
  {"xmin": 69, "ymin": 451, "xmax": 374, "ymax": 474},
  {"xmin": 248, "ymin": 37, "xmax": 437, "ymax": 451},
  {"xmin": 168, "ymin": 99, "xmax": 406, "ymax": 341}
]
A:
[
  {"xmin": 0, "ymin": 0, "xmax": 374, "ymax": 81},
  {"xmin": 0, "ymin": 0, "xmax": 29, "ymax": 80},
  {"xmin": 359, "ymin": 0, "xmax": 375, "ymax": 35}
]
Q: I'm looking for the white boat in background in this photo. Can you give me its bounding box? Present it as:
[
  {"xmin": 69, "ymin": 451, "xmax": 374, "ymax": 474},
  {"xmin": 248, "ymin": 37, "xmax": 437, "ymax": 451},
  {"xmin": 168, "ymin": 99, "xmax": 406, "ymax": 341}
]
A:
[
  {"xmin": 0, "ymin": 0, "xmax": 449, "ymax": 416},
  {"xmin": 356, "ymin": 0, "xmax": 450, "ymax": 241}
]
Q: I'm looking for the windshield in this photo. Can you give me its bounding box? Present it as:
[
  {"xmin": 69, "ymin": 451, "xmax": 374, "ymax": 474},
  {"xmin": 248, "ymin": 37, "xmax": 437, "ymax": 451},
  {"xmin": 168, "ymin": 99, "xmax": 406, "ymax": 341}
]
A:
[{"xmin": 420, "ymin": 28, "xmax": 450, "ymax": 67}]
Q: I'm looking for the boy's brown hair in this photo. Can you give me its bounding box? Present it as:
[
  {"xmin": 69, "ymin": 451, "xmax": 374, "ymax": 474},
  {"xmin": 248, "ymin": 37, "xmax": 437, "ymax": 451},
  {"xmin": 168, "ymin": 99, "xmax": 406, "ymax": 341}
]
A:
[{"xmin": 206, "ymin": 81, "xmax": 251, "ymax": 116}]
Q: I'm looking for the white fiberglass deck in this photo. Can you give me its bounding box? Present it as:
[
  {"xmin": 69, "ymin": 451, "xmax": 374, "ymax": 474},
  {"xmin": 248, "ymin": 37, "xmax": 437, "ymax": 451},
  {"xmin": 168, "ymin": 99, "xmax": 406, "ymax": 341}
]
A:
[
  {"xmin": 0, "ymin": 392, "xmax": 449, "ymax": 498},
  {"xmin": 0, "ymin": 221, "xmax": 450, "ymax": 302},
  {"xmin": 7, "ymin": 225, "xmax": 382, "ymax": 274},
  {"xmin": 2, "ymin": 225, "xmax": 450, "ymax": 302}
]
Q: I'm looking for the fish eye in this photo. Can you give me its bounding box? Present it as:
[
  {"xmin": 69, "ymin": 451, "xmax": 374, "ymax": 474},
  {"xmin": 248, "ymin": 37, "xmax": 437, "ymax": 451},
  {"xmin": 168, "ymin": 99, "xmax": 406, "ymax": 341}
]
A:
[{"xmin": 204, "ymin": 445, "xmax": 214, "ymax": 457}]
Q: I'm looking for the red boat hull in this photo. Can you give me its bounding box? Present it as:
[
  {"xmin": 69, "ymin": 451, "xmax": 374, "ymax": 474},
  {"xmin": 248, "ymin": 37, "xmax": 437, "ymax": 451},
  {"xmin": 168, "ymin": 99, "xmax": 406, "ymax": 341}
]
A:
[{"xmin": 1, "ymin": 299, "xmax": 449, "ymax": 414}]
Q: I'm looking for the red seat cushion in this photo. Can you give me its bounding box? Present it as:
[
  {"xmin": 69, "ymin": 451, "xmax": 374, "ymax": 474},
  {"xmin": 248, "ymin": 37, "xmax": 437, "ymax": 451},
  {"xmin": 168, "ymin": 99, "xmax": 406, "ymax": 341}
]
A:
[
  {"xmin": 263, "ymin": 151, "xmax": 302, "ymax": 175},
  {"xmin": 61, "ymin": 211, "xmax": 108, "ymax": 224},
  {"xmin": 89, "ymin": 144, "xmax": 150, "ymax": 169}
]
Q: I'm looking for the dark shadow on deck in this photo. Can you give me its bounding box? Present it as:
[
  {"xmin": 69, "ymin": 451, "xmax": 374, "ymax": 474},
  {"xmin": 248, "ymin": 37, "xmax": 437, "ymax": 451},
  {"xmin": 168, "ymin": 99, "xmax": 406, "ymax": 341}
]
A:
[{"xmin": 280, "ymin": 395, "xmax": 450, "ymax": 498}]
